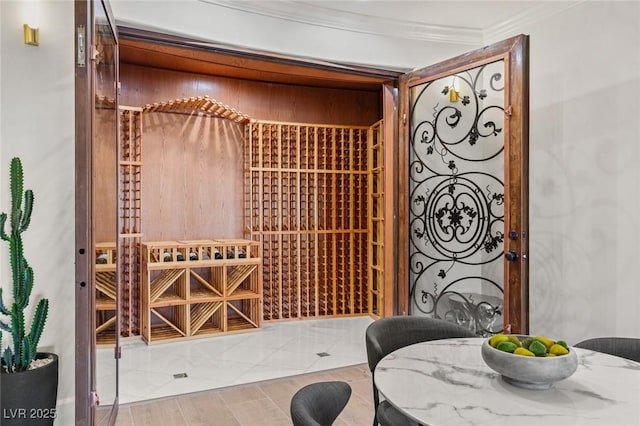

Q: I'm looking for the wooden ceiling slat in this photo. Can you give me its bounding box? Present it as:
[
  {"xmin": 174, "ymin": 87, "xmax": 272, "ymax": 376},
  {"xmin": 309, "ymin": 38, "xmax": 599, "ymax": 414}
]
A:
[{"xmin": 118, "ymin": 31, "xmax": 403, "ymax": 90}]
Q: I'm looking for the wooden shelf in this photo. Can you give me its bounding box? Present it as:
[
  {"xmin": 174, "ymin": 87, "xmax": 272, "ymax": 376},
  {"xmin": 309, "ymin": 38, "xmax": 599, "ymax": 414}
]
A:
[
  {"xmin": 146, "ymin": 306, "xmax": 189, "ymax": 341},
  {"xmin": 96, "ymin": 271, "xmax": 116, "ymax": 300},
  {"xmin": 96, "ymin": 297, "xmax": 116, "ymax": 311},
  {"xmin": 145, "ymin": 323, "xmax": 187, "ymax": 342},
  {"xmin": 95, "ymin": 242, "xmax": 117, "ymax": 345},
  {"xmin": 193, "ymin": 321, "xmax": 225, "ymax": 336},
  {"xmin": 190, "ymin": 301, "xmax": 223, "ymax": 335},
  {"xmin": 189, "ymin": 269, "xmax": 224, "ymax": 299},
  {"xmin": 96, "ymin": 313, "xmax": 117, "ymax": 346},
  {"xmin": 96, "ymin": 242, "xmax": 117, "ymax": 267},
  {"xmin": 227, "ymin": 289, "xmax": 261, "ymax": 300},
  {"xmin": 227, "ymin": 264, "xmax": 258, "ymax": 295},
  {"xmin": 96, "ymin": 316, "xmax": 117, "ymax": 334},
  {"xmin": 227, "ymin": 297, "xmax": 261, "ymax": 331},
  {"xmin": 141, "ymin": 240, "xmax": 262, "ymax": 344},
  {"xmin": 149, "ymin": 269, "xmax": 186, "ymax": 303}
]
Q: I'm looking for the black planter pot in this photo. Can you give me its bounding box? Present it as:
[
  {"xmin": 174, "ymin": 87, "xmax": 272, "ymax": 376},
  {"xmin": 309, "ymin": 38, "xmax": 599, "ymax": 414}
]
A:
[{"xmin": 1, "ymin": 353, "xmax": 59, "ymax": 426}]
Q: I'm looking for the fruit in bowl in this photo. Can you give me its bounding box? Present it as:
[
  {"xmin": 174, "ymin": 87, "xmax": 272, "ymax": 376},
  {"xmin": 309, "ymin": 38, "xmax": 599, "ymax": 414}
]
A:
[
  {"xmin": 481, "ymin": 334, "xmax": 578, "ymax": 390},
  {"xmin": 489, "ymin": 334, "xmax": 570, "ymax": 357}
]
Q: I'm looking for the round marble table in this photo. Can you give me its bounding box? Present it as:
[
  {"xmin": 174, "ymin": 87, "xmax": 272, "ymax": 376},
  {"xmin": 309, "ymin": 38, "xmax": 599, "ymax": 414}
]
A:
[{"xmin": 374, "ymin": 337, "xmax": 640, "ymax": 426}]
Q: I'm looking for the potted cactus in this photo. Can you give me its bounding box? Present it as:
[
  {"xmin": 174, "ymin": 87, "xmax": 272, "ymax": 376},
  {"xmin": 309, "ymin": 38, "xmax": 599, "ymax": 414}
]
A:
[{"xmin": 0, "ymin": 157, "xmax": 58, "ymax": 425}]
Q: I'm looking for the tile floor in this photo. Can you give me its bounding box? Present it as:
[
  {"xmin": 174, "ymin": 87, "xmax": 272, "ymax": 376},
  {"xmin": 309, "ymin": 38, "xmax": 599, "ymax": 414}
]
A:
[
  {"xmin": 97, "ymin": 316, "xmax": 373, "ymax": 405},
  {"xmin": 104, "ymin": 364, "xmax": 374, "ymax": 426}
]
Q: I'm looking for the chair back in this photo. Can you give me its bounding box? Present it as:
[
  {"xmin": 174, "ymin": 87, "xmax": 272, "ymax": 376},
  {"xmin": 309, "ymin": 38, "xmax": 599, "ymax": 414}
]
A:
[
  {"xmin": 290, "ymin": 381, "xmax": 352, "ymax": 426},
  {"xmin": 575, "ymin": 337, "xmax": 640, "ymax": 363},
  {"xmin": 365, "ymin": 316, "xmax": 477, "ymax": 426},
  {"xmin": 365, "ymin": 316, "xmax": 477, "ymax": 373}
]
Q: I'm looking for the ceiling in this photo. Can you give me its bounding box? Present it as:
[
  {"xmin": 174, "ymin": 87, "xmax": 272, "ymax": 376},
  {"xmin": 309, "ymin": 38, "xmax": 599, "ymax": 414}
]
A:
[
  {"xmin": 202, "ymin": 0, "xmax": 582, "ymax": 43},
  {"xmin": 294, "ymin": 1, "xmax": 547, "ymax": 29},
  {"xmin": 116, "ymin": 1, "xmax": 581, "ymax": 90}
]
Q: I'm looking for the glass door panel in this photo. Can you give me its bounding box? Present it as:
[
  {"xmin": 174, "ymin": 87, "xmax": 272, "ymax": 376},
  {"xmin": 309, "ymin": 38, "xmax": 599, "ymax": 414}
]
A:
[
  {"xmin": 399, "ymin": 35, "xmax": 529, "ymax": 334},
  {"xmin": 408, "ymin": 61, "xmax": 506, "ymax": 336},
  {"xmin": 93, "ymin": 0, "xmax": 119, "ymax": 424}
]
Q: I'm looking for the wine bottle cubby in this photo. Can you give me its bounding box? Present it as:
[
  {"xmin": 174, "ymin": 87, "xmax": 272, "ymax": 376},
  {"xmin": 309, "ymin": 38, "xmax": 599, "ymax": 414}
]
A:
[
  {"xmin": 95, "ymin": 242, "xmax": 117, "ymax": 345},
  {"xmin": 94, "ymin": 106, "xmax": 143, "ymax": 344},
  {"xmin": 141, "ymin": 239, "xmax": 261, "ymax": 344},
  {"xmin": 245, "ymin": 121, "xmax": 371, "ymax": 320},
  {"xmin": 368, "ymin": 120, "xmax": 384, "ymax": 317},
  {"xmin": 118, "ymin": 106, "xmax": 143, "ymax": 336}
]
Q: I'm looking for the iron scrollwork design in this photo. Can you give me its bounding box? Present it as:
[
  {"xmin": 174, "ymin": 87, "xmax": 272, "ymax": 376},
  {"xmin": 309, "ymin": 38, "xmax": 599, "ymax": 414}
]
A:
[{"xmin": 409, "ymin": 61, "xmax": 506, "ymax": 336}]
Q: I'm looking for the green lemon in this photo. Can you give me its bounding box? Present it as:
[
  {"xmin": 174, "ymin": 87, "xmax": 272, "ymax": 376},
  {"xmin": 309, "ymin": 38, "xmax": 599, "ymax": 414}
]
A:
[
  {"xmin": 513, "ymin": 347, "xmax": 535, "ymax": 357},
  {"xmin": 556, "ymin": 340, "xmax": 569, "ymax": 350},
  {"xmin": 496, "ymin": 341, "xmax": 518, "ymax": 353},
  {"xmin": 529, "ymin": 340, "xmax": 548, "ymax": 356},
  {"xmin": 489, "ymin": 334, "xmax": 509, "ymax": 348},
  {"xmin": 549, "ymin": 343, "xmax": 569, "ymax": 356},
  {"xmin": 521, "ymin": 337, "xmax": 534, "ymax": 349},
  {"xmin": 507, "ymin": 335, "xmax": 522, "ymax": 347}
]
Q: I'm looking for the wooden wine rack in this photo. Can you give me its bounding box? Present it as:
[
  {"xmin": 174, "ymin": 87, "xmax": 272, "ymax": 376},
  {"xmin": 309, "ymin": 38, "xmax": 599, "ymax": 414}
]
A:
[
  {"xmin": 96, "ymin": 94, "xmax": 115, "ymax": 109},
  {"xmin": 97, "ymin": 94, "xmax": 389, "ymax": 342},
  {"xmin": 95, "ymin": 242, "xmax": 117, "ymax": 345},
  {"xmin": 142, "ymin": 96, "xmax": 250, "ymax": 124},
  {"xmin": 368, "ymin": 121, "xmax": 384, "ymax": 317},
  {"xmin": 119, "ymin": 106, "xmax": 143, "ymax": 336},
  {"xmin": 140, "ymin": 239, "xmax": 261, "ymax": 344},
  {"xmin": 244, "ymin": 121, "xmax": 369, "ymax": 321}
]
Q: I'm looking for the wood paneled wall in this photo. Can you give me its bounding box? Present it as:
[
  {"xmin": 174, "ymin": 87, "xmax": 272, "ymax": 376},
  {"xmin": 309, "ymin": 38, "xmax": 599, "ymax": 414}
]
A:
[
  {"xmin": 120, "ymin": 64, "xmax": 381, "ymax": 126},
  {"xmin": 117, "ymin": 61, "xmax": 383, "ymax": 242},
  {"xmin": 141, "ymin": 112, "xmax": 245, "ymax": 240},
  {"xmin": 94, "ymin": 109, "xmax": 117, "ymax": 243}
]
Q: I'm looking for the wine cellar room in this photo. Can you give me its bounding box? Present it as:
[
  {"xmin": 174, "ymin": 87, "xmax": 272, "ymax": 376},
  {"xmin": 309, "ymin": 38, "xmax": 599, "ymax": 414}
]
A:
[{"xmin": 94, "ymin": 30, "xmax": 398, "ymax": 359}]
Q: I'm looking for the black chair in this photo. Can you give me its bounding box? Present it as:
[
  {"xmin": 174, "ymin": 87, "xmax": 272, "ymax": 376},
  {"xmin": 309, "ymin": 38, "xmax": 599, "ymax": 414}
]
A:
[
  {"xmin": 290, "ymin": 381, "xmax": 352, "ymax": 426},
  {"xmin": 366, "ymin": 316, "xmax": 477, "ymax": 426},
  {"xmin": 575, "ymin": 337, "xmax": 640, "ymax": 363}
]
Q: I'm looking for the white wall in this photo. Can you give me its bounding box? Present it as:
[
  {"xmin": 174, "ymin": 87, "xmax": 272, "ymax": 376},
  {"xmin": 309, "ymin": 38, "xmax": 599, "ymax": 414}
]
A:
[
  {"xmin": 0, "ymin": 1, "xmax": 75, "ymax": 424},
  {"xmin": 486, "ymin": 1, "xmax": 640, "ymax": 343},
  {"xmin": 0, "ymin": 2, "xmax": 3, "ymax": 174}
]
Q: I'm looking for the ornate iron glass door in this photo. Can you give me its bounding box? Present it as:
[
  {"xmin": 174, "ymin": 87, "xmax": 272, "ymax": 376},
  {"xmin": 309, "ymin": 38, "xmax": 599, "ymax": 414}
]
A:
[
  {"xmin": 398, "ymin": 35, "xmax": 530, "ymax": 335},
  {"xmin": 409, "ymin": 61, "xmax": 505, "ymax": 335}
]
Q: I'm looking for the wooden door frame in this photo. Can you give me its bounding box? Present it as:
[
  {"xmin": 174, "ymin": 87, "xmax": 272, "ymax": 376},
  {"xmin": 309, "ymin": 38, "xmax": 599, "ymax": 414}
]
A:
[
  {"xmin": 396, "ymin": 35, "xmax": 530, "ymax": 333},
  {"xmin": 75, "ymin": 0, "xmax": 120, "ymax": 424},
  {"xmin": 75, "ymin": 0, "xmax": 94, "ymax": 423},
  {"xmin": 381, "ymin": 82, "xmax": 399, "ymax": 318}
]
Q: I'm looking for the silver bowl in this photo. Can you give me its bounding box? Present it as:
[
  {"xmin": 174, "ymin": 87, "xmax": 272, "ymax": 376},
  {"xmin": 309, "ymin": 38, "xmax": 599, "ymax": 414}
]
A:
[{"xmin": 481, "ymin": 336, "xmax": 578, "ymax": 390}]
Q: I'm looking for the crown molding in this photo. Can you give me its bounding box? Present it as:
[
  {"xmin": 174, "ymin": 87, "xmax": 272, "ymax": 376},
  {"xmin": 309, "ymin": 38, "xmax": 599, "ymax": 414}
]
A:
[
  {"xmin": 483, "ymin": 1, "xmax": 586, "ymax": 42},
  {"xmin": 200, "ymin": 0, "xmax": 483, "ymax": 46},
  {"xmin": 199, "ymin": 1, "xmax": 585, "ymax": 47}
]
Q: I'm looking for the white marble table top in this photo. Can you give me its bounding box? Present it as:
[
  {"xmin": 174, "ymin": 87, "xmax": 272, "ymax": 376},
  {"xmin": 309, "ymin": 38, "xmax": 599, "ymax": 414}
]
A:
[{"xmin": 374, "ymin": 337, "xmax": 640, "ymax": 426}]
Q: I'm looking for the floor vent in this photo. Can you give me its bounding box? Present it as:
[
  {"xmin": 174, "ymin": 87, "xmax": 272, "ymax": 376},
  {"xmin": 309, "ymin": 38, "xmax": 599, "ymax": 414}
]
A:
[
  {"xmin": 173, "ymin": 373, "xmax": 188, "ymax": 379},
  {"xmin": 316, "ymin": 352, "xmax": 330, "ymax": 357}
]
